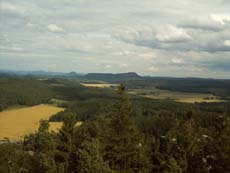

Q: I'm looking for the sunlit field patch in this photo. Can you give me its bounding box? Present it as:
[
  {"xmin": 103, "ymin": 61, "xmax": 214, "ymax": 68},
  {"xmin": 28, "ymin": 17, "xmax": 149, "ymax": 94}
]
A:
[
  {"xmin": 0, "ymin": 104, "xmax": 64, "ymax": 140},
  {"xmin": 81, "ymin": 83, "xmax": 119, "ymax": 88},
  {"xmin": 49, "ymin": 121, "xmax": 83, "ymax": 133}
]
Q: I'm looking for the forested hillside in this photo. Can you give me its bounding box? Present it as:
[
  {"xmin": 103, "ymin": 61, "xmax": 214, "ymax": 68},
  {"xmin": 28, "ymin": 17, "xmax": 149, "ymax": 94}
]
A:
[
  {"xmin": 0, "ymin": 75, "xmax": 230, "ymax": 172},
  {"xmin": 0, "ymin": 77, "xmax": 54, "ymax": 111},
  {"xmin": 0, "ymin": 76, "xmax": 117, "ymax": 111},
  {"xmin": 0, "ymin": 83, "xmax": 230, "ymax": 172}
]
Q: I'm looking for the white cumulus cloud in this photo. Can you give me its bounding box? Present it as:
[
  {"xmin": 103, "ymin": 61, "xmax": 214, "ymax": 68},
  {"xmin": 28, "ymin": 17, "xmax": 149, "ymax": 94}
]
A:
[
  {"xmin": 179, "ymin": 17, "xmax": 223, "ymax": 31},
  {"xmin": 148, "ymin": 66, "xmax": 159, "ymax": 72},
  {"xmin": 156, "ymin": 25, "xmax": 192, "ymax": 42},
  {"xmin": 171, "ymin": 58, "xmax": 183, "ymax": 64},
  {"xmin": 224, "ymin": 40, "xmax": 230, "ymax": 47},
  {"xmin": 47, "ymin": 24, "xmax": 65, "ymax": 33},
  {"xmin": 210, "ymin": 14, "xmax": 230, "ymax": 25}
]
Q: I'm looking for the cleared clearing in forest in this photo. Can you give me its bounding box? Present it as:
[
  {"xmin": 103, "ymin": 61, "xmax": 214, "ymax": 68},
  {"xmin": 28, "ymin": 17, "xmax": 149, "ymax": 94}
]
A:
[
  {"xmin": 176, "ymin": 97, "xmax": 224, "ymax": 103},
  {"xmin": 81, "ymin": 83, "xmax": 119, "ymax": 88},
  {"xmin": 0, "ymin": 105, "xmax": 64, "ymax": 140}
]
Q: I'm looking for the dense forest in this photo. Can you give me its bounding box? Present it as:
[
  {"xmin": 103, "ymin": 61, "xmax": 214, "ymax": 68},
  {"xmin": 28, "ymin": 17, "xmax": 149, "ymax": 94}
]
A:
[
  {"xmin": 0, "ymin": 75, "xmax": 230, "ymax": 172},
  {"xmin": 0, "ymin": 76, "xmax": 54, "ymax": 111},
  {"xmin": 0, "ymin": 76, "xmax": 116, "ymax": 112}
]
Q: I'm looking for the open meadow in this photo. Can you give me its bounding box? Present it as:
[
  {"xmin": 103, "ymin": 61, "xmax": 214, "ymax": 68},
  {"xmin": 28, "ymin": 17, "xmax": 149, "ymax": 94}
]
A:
[
  {"xmin": 0, "ymin": 104, "xmax": 64, "ymax": 140},
  {"xmin": 81, "ymin": 83, "xmax": 119, "ymax": 88}
]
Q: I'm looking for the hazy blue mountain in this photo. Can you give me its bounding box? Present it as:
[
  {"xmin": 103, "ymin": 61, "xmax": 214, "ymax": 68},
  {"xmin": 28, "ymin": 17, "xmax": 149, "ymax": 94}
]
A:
[{"xmin": 0, "ymin": 70, "xmax": 83, "ymax": 77}]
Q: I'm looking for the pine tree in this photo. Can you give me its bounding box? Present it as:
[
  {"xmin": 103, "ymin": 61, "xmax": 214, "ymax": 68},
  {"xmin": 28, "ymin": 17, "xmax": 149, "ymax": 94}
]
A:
[
  {"xmin": 0, "ymin": 141, "xmax": 29, "ymax": 173},
  {"xmin": 77, "ymin": 138, "xmax": 113, "ymax": 173},
  {"xmin": 202, "ymin": 115, "xmax": 230, "ymax": 172},
  {"xmin": 166, "ymin": 111, "xmax": 201, "ymax": 172},
  {"xmin": 104, "ymin": 84, "xmax": 148, "ymax": 172},
  {"xmin": 54, "ymin": 113, "xmax": 77, "ymax": 173},
  {"xmin": 162, "ymin": 157, "xmax": 182, "ymax": 173},
  {"xmin": 24, "ymin": 120, "xmax": 56, "ymax": 172}
]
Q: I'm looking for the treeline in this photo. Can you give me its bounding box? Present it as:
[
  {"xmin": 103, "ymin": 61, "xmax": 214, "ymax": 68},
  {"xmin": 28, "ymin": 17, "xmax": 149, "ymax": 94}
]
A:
[
  {"xmin": 1, "ymin": 86, "xmax": 230, "ymax": 172},
  {"xmin": 0, "ymin": 77, "xmax": 54, "ymax": 111}
]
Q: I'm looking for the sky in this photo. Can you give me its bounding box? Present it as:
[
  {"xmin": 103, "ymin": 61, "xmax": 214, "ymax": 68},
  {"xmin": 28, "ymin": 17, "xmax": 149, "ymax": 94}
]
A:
[{"xmin": 0, "ymin": 0, "xmax": 230, "ymax": 78}]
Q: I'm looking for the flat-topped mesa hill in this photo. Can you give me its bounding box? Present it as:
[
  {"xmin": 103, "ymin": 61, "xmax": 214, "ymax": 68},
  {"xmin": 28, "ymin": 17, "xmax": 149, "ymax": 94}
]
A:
[{"xmin": 83, "ymin": 72, "xmax": 141, "ymax": 82}]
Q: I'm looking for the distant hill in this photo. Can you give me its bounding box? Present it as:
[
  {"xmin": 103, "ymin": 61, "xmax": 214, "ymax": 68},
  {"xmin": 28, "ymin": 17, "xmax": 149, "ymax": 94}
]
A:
[
  {"xmin": 63, "ymin": 71, "xmax": 83, "ymax": 78},
  {"xmin": 0, "ymin": 70, "xmax": 83, "ymax": 77},
  {"xmin": 83, "ymin": 72, "xmax": 141, "ymax": 82},
  {"xmin": 0, "ymin": 70, "xmax": 63, "ymax": 76}
]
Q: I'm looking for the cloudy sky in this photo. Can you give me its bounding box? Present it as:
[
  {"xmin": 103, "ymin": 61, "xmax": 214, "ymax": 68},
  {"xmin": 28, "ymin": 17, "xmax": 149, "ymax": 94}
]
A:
[{"xmin": 0, "ymin": 0, "xmax": 230, "ymax": 78}]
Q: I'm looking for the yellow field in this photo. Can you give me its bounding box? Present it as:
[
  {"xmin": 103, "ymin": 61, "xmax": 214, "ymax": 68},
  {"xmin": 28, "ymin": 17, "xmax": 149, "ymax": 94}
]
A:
[
  {"xmin": 128, "ymin": 88, "xmax": 224, "ymax": 103},
  {"xmin": 0, "ymin": 105, "xmax": 64, "ymax": 140},
  {"xmin": 49, "ymin": 122, "xmax": 63, "ymax": 133},
  {"xmin": 81, "ymin": 83, "xmax": 119, "ymax": 88},
  {"xmin": 48, "ymin": 121, "xmax": 83, "ymax": 132},
  {"xmin": 176, "ymin": 98, "xmax": 225, "ymax": 103}
]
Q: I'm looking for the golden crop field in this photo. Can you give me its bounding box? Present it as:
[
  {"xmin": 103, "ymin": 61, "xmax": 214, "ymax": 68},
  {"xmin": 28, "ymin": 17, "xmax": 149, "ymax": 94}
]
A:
[
  {"xmin": 81, "ymin": 83, "xmax": 119, "ymax": 88},
  {"xmin": 176, "ymin": 98, "xmax": 225, "ymax": 103},
  {"xmin": 0, "ymin": 104, "xmax": 64, "ymax": 140}
]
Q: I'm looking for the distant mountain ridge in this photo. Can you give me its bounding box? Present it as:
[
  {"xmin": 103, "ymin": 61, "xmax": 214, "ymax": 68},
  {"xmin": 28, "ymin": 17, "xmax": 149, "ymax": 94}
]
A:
[
  {"xmin": 0, "ymin": 70, "xmax": 140, "ymax": 81},
  {"xmin": 1, "ymin": 69, "xmax": 230, "ymax": 81},
  {"xmin": 0, "ymin": 70, "xmax": 83, "ymax": 77}
]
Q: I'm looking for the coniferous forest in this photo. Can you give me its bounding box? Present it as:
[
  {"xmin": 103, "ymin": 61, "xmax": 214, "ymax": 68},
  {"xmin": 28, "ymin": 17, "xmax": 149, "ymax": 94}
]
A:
[{"xmin": 0, "ymin": 75, "xmax": 230, "ymax": 173}]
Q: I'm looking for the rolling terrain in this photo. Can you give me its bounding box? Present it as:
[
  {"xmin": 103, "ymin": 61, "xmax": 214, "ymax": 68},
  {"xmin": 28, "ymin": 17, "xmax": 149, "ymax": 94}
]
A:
[{"xmin": 0, "ymin": 73, "xmax": 229, "ymax": 172}]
